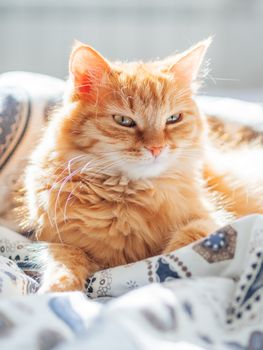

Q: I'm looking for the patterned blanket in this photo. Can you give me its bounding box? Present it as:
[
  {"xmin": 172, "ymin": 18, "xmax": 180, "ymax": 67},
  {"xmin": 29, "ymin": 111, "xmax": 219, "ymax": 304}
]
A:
[
  {"xmin": 1, "ymin": 72, "xmax": 263, "ymax": 350},
  {"xmin": 1, "ymin": 215, "xmax": 263, "ymax": 350}
]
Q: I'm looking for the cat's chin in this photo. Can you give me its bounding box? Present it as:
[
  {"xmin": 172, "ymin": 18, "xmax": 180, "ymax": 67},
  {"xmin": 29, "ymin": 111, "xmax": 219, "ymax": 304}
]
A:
[{"xmin": 120, "ymin": 158, "xmax": 171, "ymax": 180}]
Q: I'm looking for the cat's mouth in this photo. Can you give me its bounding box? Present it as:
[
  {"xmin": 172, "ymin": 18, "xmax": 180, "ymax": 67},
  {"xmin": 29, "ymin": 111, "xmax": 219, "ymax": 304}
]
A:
[
  {"xmin": 143, "ymin": 148, "xmax": 170, "ymax": 164},
  {"xmin": 144, "ymin": 155, "xmax": 165, "ymax": 166},
  {"xmin": 118, "ymin": 152, "xmax": 171, "ymax": 180}
]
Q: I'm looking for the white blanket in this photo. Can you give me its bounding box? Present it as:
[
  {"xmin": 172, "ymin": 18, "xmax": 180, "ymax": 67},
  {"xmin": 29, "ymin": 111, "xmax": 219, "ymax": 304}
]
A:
[{"xmin": 1, "ymin": 215, "xmax": 263, "ymax": 349}]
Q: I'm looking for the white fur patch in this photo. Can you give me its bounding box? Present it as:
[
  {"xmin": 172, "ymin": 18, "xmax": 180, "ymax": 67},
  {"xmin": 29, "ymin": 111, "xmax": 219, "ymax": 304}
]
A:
[{"xmin": 117, "ymin": 147, "xmax": 172, "ymax": 180}]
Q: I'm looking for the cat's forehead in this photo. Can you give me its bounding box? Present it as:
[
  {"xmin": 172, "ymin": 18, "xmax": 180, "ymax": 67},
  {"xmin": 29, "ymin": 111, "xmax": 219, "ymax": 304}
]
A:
[
  {"xmin": 111, "ymin": 62, "xmax": 186, "ymax": 115},
  {"xmin": 114, "ymin": 62, "xmax": 168, "ymax": 95}
]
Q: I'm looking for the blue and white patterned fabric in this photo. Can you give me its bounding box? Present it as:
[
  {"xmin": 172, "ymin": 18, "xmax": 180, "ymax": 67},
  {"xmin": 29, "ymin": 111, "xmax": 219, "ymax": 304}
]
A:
[
  {"xmin": 1, "ymin": 72, "xmax": 263, "ymax": 349},
  {"xmin": 1, "ymin": 215, "xmax": 263, "ymax": 349},
  {"xmin": 0, "ymin": 72, "xmax": 64, "ymax": 231}
]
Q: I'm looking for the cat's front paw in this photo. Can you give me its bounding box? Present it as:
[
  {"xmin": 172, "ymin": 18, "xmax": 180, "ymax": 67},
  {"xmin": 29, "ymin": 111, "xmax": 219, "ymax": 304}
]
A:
[{"xmin": 164, "ymin": 218, "xmax": 217, "ymax": 253}]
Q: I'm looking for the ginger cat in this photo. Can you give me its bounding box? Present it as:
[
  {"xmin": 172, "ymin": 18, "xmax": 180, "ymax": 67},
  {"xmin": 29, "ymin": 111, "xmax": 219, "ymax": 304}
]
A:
[{"xmin": 21, "ymin": 39, "xmax": 263, "ymax": 292}]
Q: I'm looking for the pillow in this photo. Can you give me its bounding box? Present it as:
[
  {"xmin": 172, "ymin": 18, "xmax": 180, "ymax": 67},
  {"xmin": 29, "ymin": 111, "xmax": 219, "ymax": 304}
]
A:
[{"xmin": 0, "ymin": 72, "xmax": 65, "ymax": 230}]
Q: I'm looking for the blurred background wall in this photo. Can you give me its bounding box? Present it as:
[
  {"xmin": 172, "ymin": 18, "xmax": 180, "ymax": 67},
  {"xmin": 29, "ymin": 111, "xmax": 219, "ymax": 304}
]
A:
[{"xmin": 0, "ymin": 0, "xmax": 263, "ymax": 101}]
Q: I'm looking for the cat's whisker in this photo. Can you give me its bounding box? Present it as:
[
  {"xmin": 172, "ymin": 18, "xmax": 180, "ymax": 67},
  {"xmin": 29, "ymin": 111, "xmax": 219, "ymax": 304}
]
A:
[
  {"xmin": 67, "ymin": 154, "xmax": 88, "ymax": 176},
  {"xmin": 51, "ymin": 155, "xmax": 107, "ymax": 187},
  {"xmin": 47, "ymin": 155, "xmax": 90, "ymax": 229},
  {"xmin": 62, "ymin": 158, "xmax": 126, "ymax": 221},
  {"xmin": 49, "ymin": 155, "xmax": 88, "ymax": 193},
  {"xmin": 55, "ymin": 166, "xmax": 86, "ymax": 225},
  {"xmin": 52, "ymin": 166, "xmax": 84, "ymax": 242},
  {"xmin": 62, "ymin": 182, "xmax": 80, "ymax": 223},
  {"xmin": 48, "ymin": 157, "xmax": 89, "ymax": 198},
  {"xmin": 52, "ymin": 157, "xmax": 107, "ymax": 235},
  {"xmin": 80, "ymin": 158, "xmax": 124, "ymax": 179},
  {"xmin": 54, "ymin": 158, "xmax": 107, "ymax": 209},
  {"xmin": 51, "ymin": 156, "xmax": 104, "ymax": 225}
]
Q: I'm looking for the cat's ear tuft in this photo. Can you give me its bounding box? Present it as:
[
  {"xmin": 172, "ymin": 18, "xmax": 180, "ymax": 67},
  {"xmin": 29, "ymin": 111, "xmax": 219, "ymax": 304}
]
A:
[
  {"xmin": 69, "ymin": 42, "xmax": 110, "ymax": 96},
  {"xmin": 168, "ymin": 38, "xmax": 212, "ymax": 84}
]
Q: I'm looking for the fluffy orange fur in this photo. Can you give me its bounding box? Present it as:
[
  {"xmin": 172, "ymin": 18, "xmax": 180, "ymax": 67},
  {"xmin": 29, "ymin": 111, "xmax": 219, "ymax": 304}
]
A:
[{"xmin": 21, "ymin": 39, "xmax": 263, "ymax": 292}]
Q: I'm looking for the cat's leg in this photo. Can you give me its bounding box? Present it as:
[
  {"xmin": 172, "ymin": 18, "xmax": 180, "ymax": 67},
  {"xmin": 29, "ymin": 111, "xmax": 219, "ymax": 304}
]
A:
[
  {"xmin": 164, "ymin": 218, "xmax": 218, "ymax": 253},
  {"xmin": 37, "ymin": 243, "xmax": 99, "ymax": 293}
]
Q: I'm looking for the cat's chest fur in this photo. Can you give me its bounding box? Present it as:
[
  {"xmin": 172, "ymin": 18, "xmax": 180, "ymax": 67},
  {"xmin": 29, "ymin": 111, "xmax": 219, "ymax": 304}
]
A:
[{"xmin": 54, "ymin": 173, "xmax": 198, "ymax": 266}]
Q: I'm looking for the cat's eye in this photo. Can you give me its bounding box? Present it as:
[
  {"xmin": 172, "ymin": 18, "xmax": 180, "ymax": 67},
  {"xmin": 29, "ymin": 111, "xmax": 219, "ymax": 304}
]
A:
[
  {"xmin": 166, "ymin": 113, "xmax": 183, "ymax": 125},
  {"xmin": 113, "ymin": 115, "xmax": 136, "ymax": 128}
]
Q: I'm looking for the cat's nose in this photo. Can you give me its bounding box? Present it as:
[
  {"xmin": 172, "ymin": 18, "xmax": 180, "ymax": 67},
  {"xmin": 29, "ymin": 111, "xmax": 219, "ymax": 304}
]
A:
[{"xmin": 145, "ymin": 146, "xmax": 164, "ymax": 157}]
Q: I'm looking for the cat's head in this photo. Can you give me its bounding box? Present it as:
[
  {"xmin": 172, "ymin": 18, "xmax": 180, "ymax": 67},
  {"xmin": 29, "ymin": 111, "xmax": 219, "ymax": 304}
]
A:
[{"xmin": 61, "ymin": 39, "xmax": 211, "ymax": 180}]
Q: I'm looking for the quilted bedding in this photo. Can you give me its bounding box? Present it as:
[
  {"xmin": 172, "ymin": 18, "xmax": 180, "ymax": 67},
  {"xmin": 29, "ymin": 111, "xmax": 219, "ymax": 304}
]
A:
[{"xmin": 1, "ymin": 72, "xmax": 263, "ymax": 350}]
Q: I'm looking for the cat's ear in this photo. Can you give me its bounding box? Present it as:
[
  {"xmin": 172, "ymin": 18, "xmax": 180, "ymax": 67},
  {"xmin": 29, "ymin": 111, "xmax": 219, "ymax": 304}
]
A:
[
  {"xmin": 167, "ymin": 38, "xmax": 211, "ymax": 84},
  {"xmin": 69, "ymin": 42, "xmax": 110, "ymax": 96}
]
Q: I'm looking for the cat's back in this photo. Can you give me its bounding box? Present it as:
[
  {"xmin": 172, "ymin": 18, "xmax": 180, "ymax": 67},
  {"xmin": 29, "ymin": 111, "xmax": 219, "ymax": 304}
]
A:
[{"xmin": 204, "ymin": 113, "xmax": 263, "ymax": 218}]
